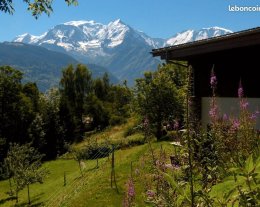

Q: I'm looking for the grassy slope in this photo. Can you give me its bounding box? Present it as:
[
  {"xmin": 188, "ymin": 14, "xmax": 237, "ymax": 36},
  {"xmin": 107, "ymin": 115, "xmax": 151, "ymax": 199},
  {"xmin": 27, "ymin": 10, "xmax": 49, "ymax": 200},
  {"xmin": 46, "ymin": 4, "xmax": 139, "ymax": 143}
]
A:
[{"xmin": 0, "ymin": 119, "xmax": 174, "ymax": 207}]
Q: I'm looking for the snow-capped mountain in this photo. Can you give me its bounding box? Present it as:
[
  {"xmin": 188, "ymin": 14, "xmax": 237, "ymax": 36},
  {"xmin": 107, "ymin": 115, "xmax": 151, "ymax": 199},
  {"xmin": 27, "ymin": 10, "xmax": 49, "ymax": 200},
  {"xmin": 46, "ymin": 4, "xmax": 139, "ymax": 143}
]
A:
[
  {"xmin": 14, "ymin": 19, "xmax": 140, "ymax": 59},
  {"xmin": 14, "ymin": 19, "xmax": 158, "ymax": 51},
  {"xmin": 165, "ymin": 27, "xmax": 232, "ymax": 46},
  {"xmin": 13, "ymin": 20, "xmax": 232, "ymax": 85}
]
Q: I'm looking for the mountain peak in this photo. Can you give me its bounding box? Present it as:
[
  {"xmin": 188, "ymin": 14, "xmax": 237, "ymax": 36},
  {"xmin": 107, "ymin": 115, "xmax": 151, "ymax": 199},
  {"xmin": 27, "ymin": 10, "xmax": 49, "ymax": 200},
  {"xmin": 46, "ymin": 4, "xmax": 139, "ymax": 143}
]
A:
[
  {"xmin": 108, "ymin": 19, "xmax": 128, "ymax": 27},
  {"xmin": 113, "ymin": 19, "xmax": 123, "ymax": 24},
  {"xmin": 63, "ymin": 20, "xmax": 97, "ymax": 27},
  {"xmin": 166, "ymin": 26, "xmax": 232, "ymax": 46},
  {"xmin": 201, "ymin": 26, "xmax": 233, "ymax": 33}
]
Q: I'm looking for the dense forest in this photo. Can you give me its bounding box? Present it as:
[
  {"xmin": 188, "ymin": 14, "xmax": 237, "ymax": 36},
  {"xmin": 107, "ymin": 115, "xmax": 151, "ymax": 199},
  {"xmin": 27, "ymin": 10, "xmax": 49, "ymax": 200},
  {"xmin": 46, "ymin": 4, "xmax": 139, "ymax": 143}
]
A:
[{"xmin": 0, "ymin": 64, "xmax": 132, "ymax": 164}]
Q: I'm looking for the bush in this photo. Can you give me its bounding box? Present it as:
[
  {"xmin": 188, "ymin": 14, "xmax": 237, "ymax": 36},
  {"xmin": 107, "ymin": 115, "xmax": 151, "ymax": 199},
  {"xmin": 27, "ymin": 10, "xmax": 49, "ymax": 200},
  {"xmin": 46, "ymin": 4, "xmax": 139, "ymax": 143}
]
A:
[
  {"xmin": 87, "ymin": 145, "xmax": 111, "ymax": 159},
  {"xmin": 160, "ymin": 130, "xmax": 179, "ymax": 141},
  {"xmin": 82, "ymin": 142, "xmax": 111, "ymax": 160},
  {"xmin": 111, "ymin": 133, "xmax": 145, "ymax": 149},
  {"xmin": 123, "ymin": 124, "xmax": 142, "ymax": 137},
  {"xmin": 109, "ymin": 115, "xmax": 125, "ymax": 126}
]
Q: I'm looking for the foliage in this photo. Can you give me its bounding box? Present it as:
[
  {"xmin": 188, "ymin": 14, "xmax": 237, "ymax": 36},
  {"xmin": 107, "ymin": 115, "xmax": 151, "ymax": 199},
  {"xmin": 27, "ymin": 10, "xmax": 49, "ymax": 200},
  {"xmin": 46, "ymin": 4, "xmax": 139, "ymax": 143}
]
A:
[
  {"xmin": 0, "ymin": 66, "xmax": 39, "ymax": 161},
  {"xmin": 84, "ymin": 93, "xmax": 110, "ymax": 129},
  {"xmin": 0, "ymin": 0, "xmax": 78, "ymax": 18},
  {"xmin": 210, "ymin": 153, "xmax": 260, "ymax": 206},
  {"xmin": 123, "ymin": 178, "xmax": 136, "ymax": 207},
  {"xmin": 60, "ymin": 65, "xmax": 132, "ymax": 141},
  {"xmin": 135, "ymin": 68, "xmax": 260, "ymax": 207},
  {"xmin": 4, "ymin": 143, "xmax": 48, "ymax": 204},
  {"xmin": 60, "ymin": 64, "xmax": 92, "ymax": 142},
  {"xmin": 135, "ymin": 63, "xmax": 187, "ymax": 139},
  {"xmin": 193, "ymin": 130, "xmax": 219, "ymax": 189},
  {"xmin": 41, "ymin": 89, "xmax": 66, "ymax": 159}
]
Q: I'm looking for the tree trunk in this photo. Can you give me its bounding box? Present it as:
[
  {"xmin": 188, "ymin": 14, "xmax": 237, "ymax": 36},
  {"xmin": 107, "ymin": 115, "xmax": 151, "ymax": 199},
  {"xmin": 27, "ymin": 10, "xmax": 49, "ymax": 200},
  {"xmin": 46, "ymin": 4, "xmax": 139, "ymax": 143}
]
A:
[
  {"xmin": 8, "ymin": 177, "xmax": 13, "ymax": 196},
  {"xmin": 78, "ymin": 160, "xmax": 83, "ymax": 176},
  {"xmin": 15, "ymin": 188, "xmax": 18, "ymax": 203},
  {"xmin": 156, "ymin": 120, "xmax": 162, "ymax": 139},
  {"xmin": 27, "ymin": 184, "xmax": 31, "ymax": 205}
]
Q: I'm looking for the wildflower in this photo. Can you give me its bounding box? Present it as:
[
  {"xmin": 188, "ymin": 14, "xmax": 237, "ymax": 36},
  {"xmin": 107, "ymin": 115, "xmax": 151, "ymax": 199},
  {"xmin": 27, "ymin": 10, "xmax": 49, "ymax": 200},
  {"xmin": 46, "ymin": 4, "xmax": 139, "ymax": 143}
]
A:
[
  {"xmin": 173, "ymin": 119, "xmax": 179, "ymax": 130},
  {"xmin": 250, "ymin": 113, "xmax": 257, "ymax": 120},
  {"xmin": 231, "ymin": 118, "xmax": 240, "ymax": 131},
  {"xmin": 210, "ymin": 69, "xmax": 217, "ymax": 89},
  {"xmin": 123, "ymin": 178, "xmax": 135, "ymax": 207},
  {"xmin": 146, "ymin": 190, "xmax": 155, "ymax": 198},
  {"xmin": 127, "ymin": 179, "xmax": 135, "ymax": 198},
  {"xmin": 238, "ymin": 81, "xmax": 244, "ymax": 98},
  {"xmin": 223, "ymin": 113, "xmax": 228, "ymax": 121},
  {"xmin": 143, "ymin": 117, "xmax": 149, "ymax": 129},
  {"xmin": 209, "ymin": 102, "xmax": 218, "ymax": 120},
  {"xmin": 241, "ymin": 100, "xmax": 249, "ymax": 110},
  {"xmin": 209, "ymin": 67, "xmax": 218, "ymax": 122}
]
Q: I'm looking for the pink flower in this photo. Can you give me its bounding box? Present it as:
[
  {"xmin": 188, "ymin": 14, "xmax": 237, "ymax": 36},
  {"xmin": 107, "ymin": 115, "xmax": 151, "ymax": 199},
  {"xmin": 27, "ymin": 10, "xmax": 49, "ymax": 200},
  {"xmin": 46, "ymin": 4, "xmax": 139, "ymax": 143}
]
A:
[
  {"xmin": 238, "ymin": 81, "xmax": 244, "ymax": 98},
  {"xmin": 173, "ymin": 120, "xmax": 179, "ymax": 130},
  {"xmin": 146, "ymin": 190, "xmax": 155, "ymax": 198},
  {"xmin": 210, "ymin": 70, "xmax": 217, "ymax": 89},
  {"xmin": 240, "ymin": 100, "xmax": 249, "ymax": 110},
  {"xmin": 127, "ymin": 179, "xmax": 135, "ymax": 198},
  {"xmin": 231, "ymin": 119, "xmax": 240, "ymax": 130},
  {"xmin": 143, "ymin": 117, "xmax": 149, "ymax": 129},
  {"xmin": 123, "ymin": 179, "xmax": 135, "ymax": 207},
  {"xmin": 223, "ymin": 114, "xmax": 228, "ymax": 121},
  {"xmin": 250, "ymin": 113, "xmax": 257, "ymax": 120},
  {"xmin": 209, "ymin": 103, "xmax": 218, "ymax": 120}
]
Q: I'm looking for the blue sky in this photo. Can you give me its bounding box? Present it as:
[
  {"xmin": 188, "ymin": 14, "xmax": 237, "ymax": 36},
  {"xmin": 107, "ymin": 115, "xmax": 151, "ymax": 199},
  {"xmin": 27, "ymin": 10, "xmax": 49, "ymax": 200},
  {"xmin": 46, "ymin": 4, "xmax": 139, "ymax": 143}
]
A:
[{"xmin": 1, "ymin": 0, "xmax": 260, "ymax": 42}]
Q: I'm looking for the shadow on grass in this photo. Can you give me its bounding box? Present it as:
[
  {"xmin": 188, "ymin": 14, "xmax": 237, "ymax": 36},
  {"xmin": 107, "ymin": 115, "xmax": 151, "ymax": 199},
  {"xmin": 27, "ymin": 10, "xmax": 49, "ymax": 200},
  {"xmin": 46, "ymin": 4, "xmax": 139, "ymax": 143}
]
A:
[
  {"xmin": 85, "ymin": 166, "xmax": 99, "ymax": 172},
  {"xmin": 0, "ymin": 196, "xmax": 16, "ymax": 205},
  {"xmin": 0, "ymin": 193, "xmax": 44, "ymax": 207}
]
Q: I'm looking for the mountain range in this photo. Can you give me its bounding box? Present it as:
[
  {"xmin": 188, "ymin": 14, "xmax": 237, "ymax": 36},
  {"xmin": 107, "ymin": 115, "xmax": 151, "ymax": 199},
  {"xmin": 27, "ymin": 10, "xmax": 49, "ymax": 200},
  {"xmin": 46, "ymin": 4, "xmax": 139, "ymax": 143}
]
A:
[{"xmin": 12, "ymin": 19, "xmax": 232, "ymax": 87}]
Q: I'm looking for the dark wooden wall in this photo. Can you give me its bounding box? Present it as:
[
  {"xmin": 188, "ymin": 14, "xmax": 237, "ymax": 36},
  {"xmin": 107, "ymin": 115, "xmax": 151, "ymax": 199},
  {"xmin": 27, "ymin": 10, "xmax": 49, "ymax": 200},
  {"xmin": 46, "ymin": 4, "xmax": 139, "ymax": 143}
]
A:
[{"xmin": 190, "ymin": 44, "xmax": 260, "ymax": 98}]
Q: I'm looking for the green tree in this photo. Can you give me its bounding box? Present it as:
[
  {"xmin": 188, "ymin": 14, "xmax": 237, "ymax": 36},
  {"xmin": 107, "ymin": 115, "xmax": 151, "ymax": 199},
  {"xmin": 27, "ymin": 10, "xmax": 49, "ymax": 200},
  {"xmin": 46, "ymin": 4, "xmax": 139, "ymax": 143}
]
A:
[
  {"xmin": 107, "ymin": 84, "xmax": 132, "ymax": 125},
  {"xmin": 74, "ymin": 64, "xmax": 92, "ymax": 126},
  {"xmin": 91, "ymin": 73, "xmax": 132, "ymax": 127},
  {"xmin": 93, "ymin": 78, "xmax": 108, "ymax": 101},
  {"xmin": 135, "ymin": 64, "xmax": 187, "ymax": 139},
  {"xmin": 40, "ymin": 88, "xmax": 66, "ymax": 159},
  {"xmin": 60, "ymin": 64, "xmax": 92, "ymax": 142},
  {"xmin": 84, "ymin": 93, "xmax": 110, "ymax": 129},
  {"xmin": 22, "ymin": 82, "xmax": 40, "ymax": 112},
  {"xmin": 0, "ymin": 66, "xmax": 40, "ymax": 145},
  {"xmin": 0, "ymin": 0, "xmax": 78, "ymax": 18},
  {"xmin": 5, "ymin": 143, "xmax": 48, "ymax": 204},
  {"xmin": 70, "ymin": 147, "xmax": 86, "ymax": 177},
  {"xmin": 28, "ymin": 113, "xmax": 46, "ymax": 152},
  {"xmin": 0, "ymin": 66, "xmax": 23, "ymax": 143}
]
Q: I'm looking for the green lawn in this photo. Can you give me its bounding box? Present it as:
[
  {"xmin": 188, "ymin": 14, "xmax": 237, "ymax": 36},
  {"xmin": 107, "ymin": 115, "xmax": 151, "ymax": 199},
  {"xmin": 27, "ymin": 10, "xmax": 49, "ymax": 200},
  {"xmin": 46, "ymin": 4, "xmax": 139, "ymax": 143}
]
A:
[{"xmin": 0, "ymin": 141, "xmax": 174, "ymax": 207}]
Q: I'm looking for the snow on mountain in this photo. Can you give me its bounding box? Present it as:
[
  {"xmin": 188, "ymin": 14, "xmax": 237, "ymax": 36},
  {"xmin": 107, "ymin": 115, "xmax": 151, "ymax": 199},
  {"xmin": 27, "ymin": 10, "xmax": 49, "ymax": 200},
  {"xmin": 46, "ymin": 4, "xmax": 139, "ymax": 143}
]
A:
[
  {"xmin": 166, "ymin": 27, "xmax": 232, "ymax": 46},
  {"xmin": 14, "ymin": 19, "xmax": 132, "ymax": 51},
  {"xmin": 13, "ymin": 20, "xmax": 232, "ymax": 85}
]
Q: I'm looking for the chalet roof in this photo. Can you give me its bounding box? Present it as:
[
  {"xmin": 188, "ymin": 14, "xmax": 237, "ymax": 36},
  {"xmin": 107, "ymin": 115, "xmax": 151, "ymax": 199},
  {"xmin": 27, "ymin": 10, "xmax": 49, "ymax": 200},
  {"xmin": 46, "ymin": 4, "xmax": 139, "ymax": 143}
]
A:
[{"xmin": 152, "ymin": 27, "xmax": 260, "ymax": 61}]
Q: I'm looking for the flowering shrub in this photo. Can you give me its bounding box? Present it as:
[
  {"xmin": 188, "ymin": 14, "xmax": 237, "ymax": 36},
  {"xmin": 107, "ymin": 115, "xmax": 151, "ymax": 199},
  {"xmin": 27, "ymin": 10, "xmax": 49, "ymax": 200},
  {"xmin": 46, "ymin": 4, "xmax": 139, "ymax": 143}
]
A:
[
  {"xmin": 134, "ymin": 68, "xmax": 260, "ymax": 207},
  {"xmin": 123, "ymin": 178, "xmax": 135, "ymax": 207},
  {"xmin": 209, "ymin": 74, "xmax": 259, "ymax": 166}
]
